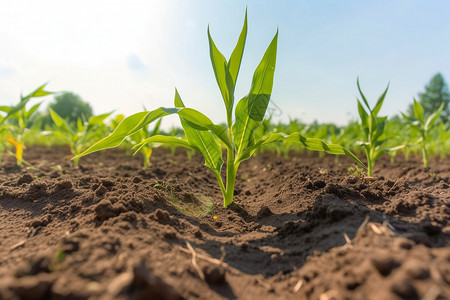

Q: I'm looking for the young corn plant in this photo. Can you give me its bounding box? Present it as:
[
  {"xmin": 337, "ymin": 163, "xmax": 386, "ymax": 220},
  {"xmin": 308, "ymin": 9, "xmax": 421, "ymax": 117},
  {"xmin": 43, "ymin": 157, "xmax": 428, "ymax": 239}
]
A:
[
  {"xmin": 74, "ymin": 11, "xmax": 364, "ymax": 207},
  {"xmin": 48, "ymin": 108, "xmax": 112, "ymax": 167},
  {"xmin": 356, "ymin": 79, "xmax": 403, "ymax": 177},
  {"xmin": 401, "ymin": 99, "xmax": 444, "ymax": 169},
  {"xmin": 0, "ymin": 84, "xmax": 52, "ymax": 166}
]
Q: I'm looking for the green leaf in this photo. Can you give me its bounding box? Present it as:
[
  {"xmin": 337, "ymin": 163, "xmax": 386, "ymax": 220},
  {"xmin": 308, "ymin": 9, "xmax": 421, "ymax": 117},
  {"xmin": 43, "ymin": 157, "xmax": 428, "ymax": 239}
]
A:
[
  {"xmin": 177, "ymin": 108, "xmax": 231, "ymax": 149},
  {"xmin": 233, "ymin": 31, "xmax": 278, "ymax": 156},
  {"xmin": 235, "ymin": 132, "xmax": 365, "ymax": 168},
  {"xmin": 227, "ymin": 9, "xmax": 247, "ymax": 92},
  {"xmin": 174, "ymin": 88, "xmax": 184, "ymax": 107},
  {"xmin": 0, "ymin": 83, "xmax": 52, "ymax": 125},
  {"xmin": 77, "ymin": 118, "xmax": 84, "ymax": 131},
  {"xmin": 208, "ymin": 26, "xmax": 230, "ymax": 111},
  {"xmin": 372, "ymin": 116, "xmax": 387, "ymax": 143},
  {"xmin": 49, "ymin": 108, "xmax": 75, "ymax": 135},
  {"xmin": 248, "ymin": 31, "xmax": 278, "ymax": 121},
  {"xmin": 73, "ymin": 108, "xmax": 177, "ymax": 159},
  {"xmin": 401, "ymin": 112, "xmax": 412, "ymax": 122},
  {"xmin": 372, "ymin": 83, "xmax": 389, "ymax": 116},
  {"xmin": 88, "ymin": 112, "xmax": 113, "ymax": 126},
  {"xmin": 133, "ymin": 135, "xmax": 196, "ymax": 154},
  {"xmin": 357, "ymin": 78, "xmax": 371, "ymax": 112},
  {"xmin": 0, "ymin": 106, "xmax": 11, "ymax": 113},
  {"xmin": 233, "ymin": 96, "xmax": 257, "ymax": 155},
  {"xmin": 182, "ymin": 125, "xmax": 223, "ymax": 172},
  {"xmin": 413, "ymin": 98, "xmax": 424, "ymax": 124},
  {"xmin": 174, "ymin": 89, "xmax": 223, "ymax": 173},
  {"xmin": 26, "ymin": 102, "xmax": 42, "ymax": 118},
  {"xmin": 25, "ymin": 83, "xmax": 52, "ymax": 99},
  {"xmin": 151, "ymin": 118, "xmax": 162, "ymax": 136},
  {"xmin": 357, "ymin": 100, "xmax": 369, "ymax": 132},
  {"xmin": 424, "ymin": 102, "xmax": 444, "ymax": 130}
]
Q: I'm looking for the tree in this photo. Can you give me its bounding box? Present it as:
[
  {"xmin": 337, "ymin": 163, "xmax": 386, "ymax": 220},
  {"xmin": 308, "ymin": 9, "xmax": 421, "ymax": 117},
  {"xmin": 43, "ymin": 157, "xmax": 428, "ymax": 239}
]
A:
[
  {"xmin": 48, "ymin": 92, "xmax": 93, "ymax": 124},
  {"xmin": 408, "ymin": 73, "xmax": 450, "ymax": 123}
]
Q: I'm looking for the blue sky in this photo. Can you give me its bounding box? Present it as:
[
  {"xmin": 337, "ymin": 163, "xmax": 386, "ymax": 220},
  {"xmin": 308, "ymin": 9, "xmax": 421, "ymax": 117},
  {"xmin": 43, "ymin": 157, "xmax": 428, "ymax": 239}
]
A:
[{"xmin": 1, "ymin": 0, "xmax": 449, "ymax": 128}]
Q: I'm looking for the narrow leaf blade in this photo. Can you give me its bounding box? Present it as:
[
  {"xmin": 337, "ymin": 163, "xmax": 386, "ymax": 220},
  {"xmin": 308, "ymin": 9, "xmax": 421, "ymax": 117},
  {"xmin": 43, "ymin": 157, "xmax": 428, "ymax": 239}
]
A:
[
  {"xmin": 133, "ymin": 135, "xmax": 196, "ymax": 154},
  {"xmin": 424, "ymin": 102, "xmax": 444, "ymax": 130},
  {"xmin": 372, "ymin": 83, "xmax": 389, "ymax": 116},
  {"xmin": 174, "ymin": 90, "xmax": 223, "ymax": 172},
  {"xmin": 74, "ymin": 108, "xmax": 179, "ymax": 159},
  {"xmin": 208, "ymin": 27, "xmax": 230, "ymax": 111},
  {"xmin": 88, "ymin": 112, "xmax": 113, "ymax": 125},
  {"xmin": 233, "ymin": 31, "xmax": 278, "ymax": 157},
  {"xmin": 1, "ymin": 83, "xmax": 52, "ymax": 124},
  {"xmin": 248, "ymin": 31, "xmax": 278, "ymax": 121},
  {"xmin": 357, "ymin": 78, "xmax": 371, "ymax": 112},
  {"xmin": 49, "ymin": 108, "xmax": 74, "ymax": 135},
  {"xmin": 177, "ymin": 108, "xmax": 231, "ymax": 149},
  {"xmin": 235, "ymin": 132, "xmax": 365, "ymax": 168},
  {"xmin": 413, "ymin": 99, "xmax": 424, "ymax": 124},
  {"xmin": 227, "ymin": 9, "xmax": 247, "ymax": 89}
]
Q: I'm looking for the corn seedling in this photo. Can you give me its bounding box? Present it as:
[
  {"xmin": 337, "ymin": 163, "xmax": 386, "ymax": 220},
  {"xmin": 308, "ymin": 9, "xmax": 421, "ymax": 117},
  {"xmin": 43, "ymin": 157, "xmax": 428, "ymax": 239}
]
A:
[
  {"xmin": 48, "ymin": 108, "xmax": 112, "ymax": 167},
  {"xmin": 402, "ymin": 99, "xmax": 444, "ymax": 168},
  {"xmin": 0, "ymin": 84, "xmax": 52, "ymax": 166},
  {"xmin": 356, "ymin": 79, "xmax": 404, "ymax": 177},
  {"xmin": 74, "ymin": 11, "xmax": 364, "ymax": 207}
]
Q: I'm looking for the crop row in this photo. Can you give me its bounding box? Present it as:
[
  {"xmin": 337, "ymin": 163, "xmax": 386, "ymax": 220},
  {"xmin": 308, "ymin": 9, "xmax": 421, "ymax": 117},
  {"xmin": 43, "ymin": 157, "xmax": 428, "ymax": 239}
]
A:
[{"xmin": 1, "ymin": 10, "xmax": 448, "ymax": 207}]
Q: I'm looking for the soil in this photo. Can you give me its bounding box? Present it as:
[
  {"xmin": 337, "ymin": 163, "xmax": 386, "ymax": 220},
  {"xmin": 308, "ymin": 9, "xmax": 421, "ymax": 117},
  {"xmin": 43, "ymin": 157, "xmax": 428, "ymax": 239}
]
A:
[{"xmin": 0, "ymin": 146, "xmax": 449, "ymax": 300}]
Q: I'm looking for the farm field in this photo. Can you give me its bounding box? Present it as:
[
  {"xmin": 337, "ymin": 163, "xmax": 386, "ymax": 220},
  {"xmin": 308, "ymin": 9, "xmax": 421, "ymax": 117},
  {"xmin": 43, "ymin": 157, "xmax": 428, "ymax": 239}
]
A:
[
  {"xmin": 0, "ymin": 146, "xmax": 449, "ymax": 299},
  {"xmin": 1, "ymin": 4, "xmax": 450, "ymax": 300}
]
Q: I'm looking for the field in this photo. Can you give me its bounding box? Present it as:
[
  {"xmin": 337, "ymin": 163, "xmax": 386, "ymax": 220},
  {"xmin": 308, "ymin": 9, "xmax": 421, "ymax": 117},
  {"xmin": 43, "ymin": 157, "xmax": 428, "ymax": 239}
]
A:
[
  {"xmin": 0, "ymin": 145, "xmax": 449, "ymax": 300},
  {"xmin": 1, "ymin": 10, "xmax": 450, "ymax": 300}
]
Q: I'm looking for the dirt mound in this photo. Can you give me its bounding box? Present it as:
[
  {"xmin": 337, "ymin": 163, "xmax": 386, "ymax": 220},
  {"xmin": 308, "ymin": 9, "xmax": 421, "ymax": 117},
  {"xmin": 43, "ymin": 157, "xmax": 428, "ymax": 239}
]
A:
[{"xmin": 0, "ymin": 146, "xmax": 448, "ymax": 299}]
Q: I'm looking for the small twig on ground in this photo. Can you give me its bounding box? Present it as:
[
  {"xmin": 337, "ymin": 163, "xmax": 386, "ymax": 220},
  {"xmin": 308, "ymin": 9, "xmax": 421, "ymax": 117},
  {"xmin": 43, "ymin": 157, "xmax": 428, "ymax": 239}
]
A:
[
  {"xmin": 343, "ymin": 232, "xmax": 352, "ymax": 245},
  {"xmin": 185, "ymin": 241, "xmax": 205, "ymax": 280},
  {"xmin": 29, "ymin": 226, "xmax": 41, "ymax": 238},
  {"xmin": 382, "ymin": 215, "xmax": 396, "ymax": 233},
  {"xmin": 9, "ymin": 240, "xmax": 26, "ymax": 251},
  {"xmin": 363, "ymin": 176, "xmax": 378, "ymax": 182},
  {"xmin": 219, "ymin": 246, "xmax": 226, "ymax": 262},
  {"xmin": 254, "ymin": 275, "xmax": 272, "ymax": 290},
  {"xmin": 369, "ymin": 223, "xmax": 383, "ymax": 235},
  {"xmin": 387, "ymin": 178, "xmax": 400, "ymax": 193},
  {"xmin": 293, "ymin": 279, "xmax": 303, "ymax": 293},
  {"xmin": 178, "ymin": 247, "xmax": 230, "ymax": 268},
  {"xmin": 356, "ymin": 215, "xmax": 370, "ymax": 236}
]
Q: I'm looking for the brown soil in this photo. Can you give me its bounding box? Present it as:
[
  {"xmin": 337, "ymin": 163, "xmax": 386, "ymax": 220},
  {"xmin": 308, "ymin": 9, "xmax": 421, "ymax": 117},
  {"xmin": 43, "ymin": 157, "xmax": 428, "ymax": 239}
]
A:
[{"xmin": 0, "ymin": 146, "xmax": 449, "ymax": 300}]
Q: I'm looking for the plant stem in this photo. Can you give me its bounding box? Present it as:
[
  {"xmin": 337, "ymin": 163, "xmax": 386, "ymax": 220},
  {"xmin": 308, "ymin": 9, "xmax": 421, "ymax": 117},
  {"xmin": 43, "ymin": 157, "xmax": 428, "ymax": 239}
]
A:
[
  {"xmin": 421, "ymin": 137, "xmax": 428, "ymax": 169},
  {"xmin": 213, "ymin": 171, "xmax": 226, "ymax": 199},
  {"xmin": 224, "ymin": 149, "xmax": 236, "ymax": 207},
  {"xmin": 142, "ymin": 148, "xmax": 152, "ymax": 168},
  {"xmin": 223, "ymin": 116, "xmax": 236, "ymax": 207},
  {"xmin": 73, "ymin": 157, "xmax": 80, "ymax": 168},
  {"xmin": 365, "ymin": 147, "xmax": 372, "ymax": 177}
]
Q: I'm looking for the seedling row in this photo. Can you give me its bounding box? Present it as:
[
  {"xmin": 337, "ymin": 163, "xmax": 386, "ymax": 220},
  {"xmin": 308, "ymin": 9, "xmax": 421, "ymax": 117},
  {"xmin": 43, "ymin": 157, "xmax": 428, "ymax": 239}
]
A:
[{"xmin": 1, "ymin": 11, "xmax": 448, "ymax": 208}]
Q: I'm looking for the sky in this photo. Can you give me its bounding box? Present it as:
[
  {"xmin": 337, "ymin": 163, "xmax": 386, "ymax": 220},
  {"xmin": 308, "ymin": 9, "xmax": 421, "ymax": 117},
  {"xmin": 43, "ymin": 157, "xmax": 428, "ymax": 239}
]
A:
[{"xmin": 1, "ymin": 0, "xmax": 449, "ymax": 129}]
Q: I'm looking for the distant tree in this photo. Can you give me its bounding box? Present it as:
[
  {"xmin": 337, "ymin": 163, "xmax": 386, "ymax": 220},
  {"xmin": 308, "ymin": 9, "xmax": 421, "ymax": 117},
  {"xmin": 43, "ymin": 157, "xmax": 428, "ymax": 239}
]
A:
[
  {"xmin": 408, "ymin": 73, "xmax": 450, "ymax": 123},
  {"xmin": 48, "ymin": 92, "xmax": 93, "ymax": 124}
]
